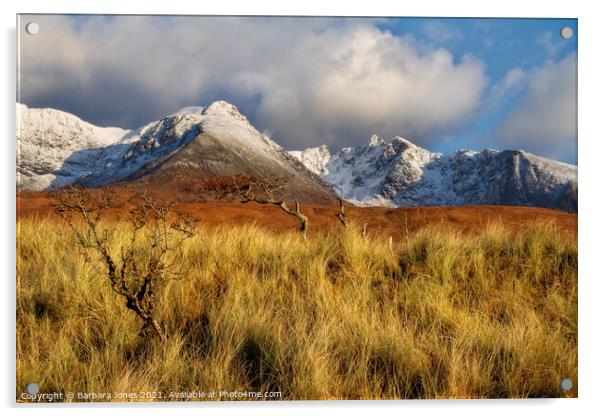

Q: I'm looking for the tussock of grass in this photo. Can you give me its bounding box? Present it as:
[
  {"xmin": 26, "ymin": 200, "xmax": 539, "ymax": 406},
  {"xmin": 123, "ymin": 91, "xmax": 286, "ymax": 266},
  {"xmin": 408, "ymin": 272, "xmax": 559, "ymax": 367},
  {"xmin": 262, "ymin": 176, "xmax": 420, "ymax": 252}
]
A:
[{"xmin": 16, "ymin": 219, "xmax": 577, "ymax": 400}]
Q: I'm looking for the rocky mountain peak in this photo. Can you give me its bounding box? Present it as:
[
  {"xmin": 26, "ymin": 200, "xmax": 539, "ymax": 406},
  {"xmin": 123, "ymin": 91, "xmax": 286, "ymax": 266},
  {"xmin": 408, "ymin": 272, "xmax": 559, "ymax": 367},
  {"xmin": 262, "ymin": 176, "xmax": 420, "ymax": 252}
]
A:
[
  {"xmin": 16, "ymin": 102, "xmax": 337, "ymax": 204},
  {"xmin": 16, "ymin": 102, "xmax": 577, "ymax": 212},
  {"xmin": 368, "ymin": 134, "xmax": 384, "ymax": 147},
  {"xmin": 202, "ymin": 100, "xmax": 245, "ymax": 119},
  {"xmin": 290, "ymin": 135, "xmax": 577, "ymax": 212}
]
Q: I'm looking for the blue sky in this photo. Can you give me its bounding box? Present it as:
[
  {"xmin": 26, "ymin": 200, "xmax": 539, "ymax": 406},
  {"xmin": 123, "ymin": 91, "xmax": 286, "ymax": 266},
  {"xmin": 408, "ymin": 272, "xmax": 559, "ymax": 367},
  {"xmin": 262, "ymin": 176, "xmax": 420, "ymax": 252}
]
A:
[
  {"xmin": 19, "ymin": 15, "xmax": 577, "ymax": 163},
  {"xmin": 378, "ymin": 17, "xmax": 577, "ymax": 160}
]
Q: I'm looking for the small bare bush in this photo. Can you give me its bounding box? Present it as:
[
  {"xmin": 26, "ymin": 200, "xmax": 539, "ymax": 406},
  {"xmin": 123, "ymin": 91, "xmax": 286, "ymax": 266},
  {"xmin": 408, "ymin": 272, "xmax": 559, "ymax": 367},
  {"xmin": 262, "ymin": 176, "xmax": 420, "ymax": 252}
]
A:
[
  {"xmin": 206, "ymin": 175, "xmax": 309, "ymax": 238},
  {"xmin": 53, "ymin": 186, "xmax": 194, "ymax": 341}
]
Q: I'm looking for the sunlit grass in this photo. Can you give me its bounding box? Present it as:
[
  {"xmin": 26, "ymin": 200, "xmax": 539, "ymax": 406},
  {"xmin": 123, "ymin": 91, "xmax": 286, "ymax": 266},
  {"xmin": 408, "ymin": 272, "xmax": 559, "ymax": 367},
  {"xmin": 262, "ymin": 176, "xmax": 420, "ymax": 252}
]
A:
[{"xmin": 16, "ymin": 218, "xmax": 577, "ymax": 401}]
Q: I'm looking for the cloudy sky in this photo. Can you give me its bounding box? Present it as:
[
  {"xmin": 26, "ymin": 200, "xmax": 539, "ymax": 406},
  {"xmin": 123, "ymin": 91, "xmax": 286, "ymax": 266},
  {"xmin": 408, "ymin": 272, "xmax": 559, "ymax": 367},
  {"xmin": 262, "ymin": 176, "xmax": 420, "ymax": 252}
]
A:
[{"xmin": 18, "ymin": 15, "xmax": 577, "ymax": 164}]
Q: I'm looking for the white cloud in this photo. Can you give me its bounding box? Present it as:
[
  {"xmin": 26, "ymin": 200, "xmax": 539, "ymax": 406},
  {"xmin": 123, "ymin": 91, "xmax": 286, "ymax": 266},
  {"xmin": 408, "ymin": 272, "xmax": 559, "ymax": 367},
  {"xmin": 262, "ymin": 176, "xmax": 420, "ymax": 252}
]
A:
[
  {"xmin": 244, "ymin": 25, "xmax": 487, "ymax": 148},
  {"xmin": 19, "ymin": 15, "xmax": 487, "ymax": 150},
  {"xmin": 496, "ymin": 53, "xmax": 577, "ymax": 161},
  {"xmin": 487, "ymin": 67, "xmax": 526, "ymax": 108}
]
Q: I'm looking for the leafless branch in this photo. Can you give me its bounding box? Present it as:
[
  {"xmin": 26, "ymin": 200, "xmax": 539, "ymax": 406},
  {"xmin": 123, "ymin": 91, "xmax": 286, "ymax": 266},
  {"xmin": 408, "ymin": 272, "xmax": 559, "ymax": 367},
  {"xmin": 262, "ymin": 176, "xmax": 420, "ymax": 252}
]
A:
[
  {"xmin": 53, "ymin": 186, "xmax": 195, "ymax": 342},
  {"xmin": 204, "ymin": 175, "xmax": 308, "ymax": 238}
]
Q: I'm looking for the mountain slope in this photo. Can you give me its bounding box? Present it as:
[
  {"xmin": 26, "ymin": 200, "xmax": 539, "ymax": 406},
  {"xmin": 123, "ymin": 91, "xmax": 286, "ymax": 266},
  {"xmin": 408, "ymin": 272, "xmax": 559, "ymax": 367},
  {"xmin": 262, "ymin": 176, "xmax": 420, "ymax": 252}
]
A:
[
  {"xmin": 16, "ymin": 104, "xmax": 127, "ymax": 191},
  {"xmin": 290, "ymin": 135, "xmax": 577, "ymax": 212},
  {"xmin": 17, "ymin": 102, "xmax": 577, "ymax": 211},
  {"xmin": 110, "ymin": 102, "xmax": 337, "ymax": 203},
  {"xmin": 17, "ymin": 102, "xmax": 337, "ymax": 204}
]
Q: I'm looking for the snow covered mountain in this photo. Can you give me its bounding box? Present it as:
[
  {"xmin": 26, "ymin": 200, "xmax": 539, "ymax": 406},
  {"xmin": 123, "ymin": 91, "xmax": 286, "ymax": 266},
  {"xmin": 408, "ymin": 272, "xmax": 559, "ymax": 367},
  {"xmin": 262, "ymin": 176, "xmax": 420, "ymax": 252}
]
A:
[
  {"xmin": 290, "ymin": 135, "xmax": 577, "ymax": 212},
  {"xmin": 16, "ymin": 102, "xmax": 337, "ymax": 204},
  {"xmin": 16, "ymin": 104, "xmax": 127, "ymax": 191},
  {"xmin": 17, "ymin": 102, "xmax": 577, "ymax": 212}
]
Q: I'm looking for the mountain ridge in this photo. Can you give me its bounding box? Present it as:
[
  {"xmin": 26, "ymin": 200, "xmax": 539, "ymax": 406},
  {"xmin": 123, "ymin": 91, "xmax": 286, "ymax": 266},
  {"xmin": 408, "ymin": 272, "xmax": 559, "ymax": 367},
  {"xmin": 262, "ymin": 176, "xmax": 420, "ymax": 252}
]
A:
[
  {"xmin": 17, "ymin": 101, "xmax": 337, "ymax": 204},
  {"xmin": 290, "ymin": 135, "xmax": 577, "ymax": 212},
  {"xmin": 17, "ymin": 102, "xmax": 577, "ymax": 211}
]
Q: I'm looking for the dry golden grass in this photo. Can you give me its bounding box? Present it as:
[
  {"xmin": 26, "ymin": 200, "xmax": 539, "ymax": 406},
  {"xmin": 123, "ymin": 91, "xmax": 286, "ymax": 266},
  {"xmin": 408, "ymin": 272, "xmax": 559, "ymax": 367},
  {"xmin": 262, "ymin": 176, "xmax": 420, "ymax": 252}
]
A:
[{"xmin": 16, "ymin": 218, "xmax": 577, "ymax": 401}]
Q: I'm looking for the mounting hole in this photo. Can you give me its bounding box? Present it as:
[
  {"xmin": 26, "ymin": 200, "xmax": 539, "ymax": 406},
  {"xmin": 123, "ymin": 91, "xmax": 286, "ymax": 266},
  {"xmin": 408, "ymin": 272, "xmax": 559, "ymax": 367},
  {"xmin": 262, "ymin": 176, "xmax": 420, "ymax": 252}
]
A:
[
  {"xmin": 26, "ymin": 383, "xmax": 39, "ymax": 395},
  {"xmin": 560, "ymin": 378, "xmax": 573, "ymax": 391},
  {"xmin": 25, "ymin": 22, "xmax": 39, "ymax": 35},
  {"xmin": 560, "ymin": 26, "xmax": 573, "ymax": 40}
]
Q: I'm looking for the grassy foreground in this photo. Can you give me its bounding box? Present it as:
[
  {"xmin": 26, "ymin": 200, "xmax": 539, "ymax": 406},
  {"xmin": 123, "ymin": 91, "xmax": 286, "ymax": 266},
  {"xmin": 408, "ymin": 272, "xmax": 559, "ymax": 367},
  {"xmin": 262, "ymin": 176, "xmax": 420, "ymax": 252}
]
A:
[{"xmin": 16, "ymin": 218, "xmax": 577, "ymax": 400}]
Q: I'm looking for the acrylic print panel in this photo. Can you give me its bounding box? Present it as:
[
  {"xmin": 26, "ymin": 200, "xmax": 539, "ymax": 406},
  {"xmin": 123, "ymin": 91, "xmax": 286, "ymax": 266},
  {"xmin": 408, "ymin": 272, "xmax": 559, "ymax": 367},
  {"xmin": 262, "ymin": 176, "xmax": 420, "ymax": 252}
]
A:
[{"xmin": 16, "ymin": 15, "xmax": 577, "ymax": 402}]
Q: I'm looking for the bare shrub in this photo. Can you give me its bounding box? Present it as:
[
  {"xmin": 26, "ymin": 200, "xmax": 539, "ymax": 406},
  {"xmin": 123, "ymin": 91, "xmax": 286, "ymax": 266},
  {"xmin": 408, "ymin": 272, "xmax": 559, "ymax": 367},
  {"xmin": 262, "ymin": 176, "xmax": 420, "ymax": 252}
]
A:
[
  {"xmin": 206, "ymin": 175, "xmax": 309, "ymax": 238},
  {"xmin": 53, "ymin": 186, "xmax": 195, "ymax": 341}
]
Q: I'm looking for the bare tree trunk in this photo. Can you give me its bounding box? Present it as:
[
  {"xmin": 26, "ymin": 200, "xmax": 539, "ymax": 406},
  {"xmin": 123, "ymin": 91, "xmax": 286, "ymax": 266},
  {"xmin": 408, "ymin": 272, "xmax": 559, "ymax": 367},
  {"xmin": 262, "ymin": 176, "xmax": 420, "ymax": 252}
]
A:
[
  {"xmin": 124, "ymin": 293, "xmax": 167, "ymax": 342},
  {"xmin": 280, "ymin": 201, "xmax": 308, "ymax": 239},
  {"xmin": 213, "ymin": 175, "xmax": 309, "ymax": 237},
  {"xmin": 137, "ymin": 318, "xmax": 167, "ymax": 342},
  {"xmin": 337, "ymin": 198, "xmax": 347, "ymax": 227},
  {"xmin": 149, "ymin": 318, "xmax": 167, "ymax": 342}
]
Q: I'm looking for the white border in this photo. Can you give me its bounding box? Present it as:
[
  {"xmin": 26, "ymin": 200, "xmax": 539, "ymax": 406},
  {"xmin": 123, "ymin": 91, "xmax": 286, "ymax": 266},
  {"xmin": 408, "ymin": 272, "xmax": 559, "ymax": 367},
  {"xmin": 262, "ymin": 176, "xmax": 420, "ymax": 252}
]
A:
[{"xmin": 2, "ymin": 1, "xmax": 601, "ymax": 416}]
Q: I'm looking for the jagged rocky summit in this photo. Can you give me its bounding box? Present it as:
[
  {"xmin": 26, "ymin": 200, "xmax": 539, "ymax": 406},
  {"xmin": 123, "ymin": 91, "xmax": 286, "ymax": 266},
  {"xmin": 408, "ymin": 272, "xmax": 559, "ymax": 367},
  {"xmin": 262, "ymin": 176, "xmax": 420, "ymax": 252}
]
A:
[{"xmin": 290, "ymin": 135, "xmax": 577, "ymax": 212}]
